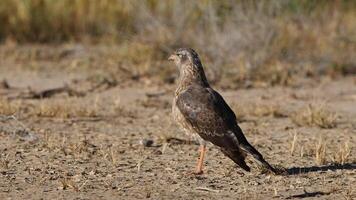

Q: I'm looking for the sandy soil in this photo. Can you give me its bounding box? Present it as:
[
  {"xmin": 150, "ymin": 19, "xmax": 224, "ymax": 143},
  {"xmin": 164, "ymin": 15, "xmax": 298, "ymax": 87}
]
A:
[{"xmin": 0, "ymin": 60, "xmax": 355, "ymax": 199}]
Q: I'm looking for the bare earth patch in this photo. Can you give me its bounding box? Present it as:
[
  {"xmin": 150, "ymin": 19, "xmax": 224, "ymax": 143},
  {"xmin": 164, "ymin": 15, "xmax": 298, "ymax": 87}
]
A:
[{"xmin": 0, "ymin": 66, "xmax": 355, "ymax": 200}]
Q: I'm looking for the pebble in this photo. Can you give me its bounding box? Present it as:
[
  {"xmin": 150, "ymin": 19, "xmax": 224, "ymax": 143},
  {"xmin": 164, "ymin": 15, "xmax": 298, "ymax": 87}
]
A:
[{"xmin": 139, "ymin": 139, "xmax": 154, "ymax": 147}]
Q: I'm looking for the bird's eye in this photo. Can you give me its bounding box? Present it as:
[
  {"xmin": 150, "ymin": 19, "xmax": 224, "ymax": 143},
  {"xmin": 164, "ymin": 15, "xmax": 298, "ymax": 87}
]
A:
[{"xmin": 177, "ymin": 54, "xmax": 183, "ymax": 58}]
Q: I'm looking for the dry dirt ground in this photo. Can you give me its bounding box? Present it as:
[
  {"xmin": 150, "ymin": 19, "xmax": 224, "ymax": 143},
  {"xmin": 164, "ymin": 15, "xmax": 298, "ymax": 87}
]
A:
[{"xmin": 0, "ymin": 51, "xmax": 355, "ymax": 199}]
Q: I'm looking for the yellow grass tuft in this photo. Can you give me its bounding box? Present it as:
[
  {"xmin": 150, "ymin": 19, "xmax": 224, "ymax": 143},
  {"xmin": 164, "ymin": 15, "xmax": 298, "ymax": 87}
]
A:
[
  {"xmin": 0, "ymin": 98, "xmax": 20, "ymax": 115},
  {"xmin": 250, "ymin": 103, "xmax": 285, "ymax": 118},
  {"xmin": 34, "ymin": 99, "xmax": 98, "ymax": 118},
  {"xmin": 289, "ymin": 131, "xmax": 298, "ymax": 156},
  {"xmin": 291, "ymin": 103, "xmax": 337, "ymax": 128},
  {"xmin": 315, "ymin": 137, "xmax": 327, "ymax": 165},
  {"xmin": 332, "ymin": 141, "xmax": 351, "ymax": 165},
  {"xmin": 232, "ymin": 102, "xmax": 285, "ymax": 120}
]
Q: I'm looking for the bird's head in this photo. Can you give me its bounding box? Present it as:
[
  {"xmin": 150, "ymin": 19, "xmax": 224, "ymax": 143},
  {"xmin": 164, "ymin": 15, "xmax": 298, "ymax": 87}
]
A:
[
  {"xmin": 168, "ymin": 48, "xmax": 201, "ymax": 68},
  {"xmin": 168, "ymin": 48, "xmax": 208, "ymax": 86}
]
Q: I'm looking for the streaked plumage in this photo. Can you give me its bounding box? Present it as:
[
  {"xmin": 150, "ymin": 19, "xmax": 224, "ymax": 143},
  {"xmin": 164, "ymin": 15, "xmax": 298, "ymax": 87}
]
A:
[{"xmin": 169, "ymin": 48, "xmax": 276, "ymax": 174}]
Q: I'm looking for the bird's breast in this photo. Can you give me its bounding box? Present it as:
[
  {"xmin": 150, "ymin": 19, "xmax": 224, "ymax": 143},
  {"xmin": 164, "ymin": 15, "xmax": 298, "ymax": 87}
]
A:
[{"xmin": 172, "ymin": 96, "xmax": 196, "ymax": 137}]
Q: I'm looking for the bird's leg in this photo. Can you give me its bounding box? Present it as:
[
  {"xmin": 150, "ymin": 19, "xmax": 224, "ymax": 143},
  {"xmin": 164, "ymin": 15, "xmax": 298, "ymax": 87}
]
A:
[{"xmin": 195, "ymin": 142, "xmax": 206, "ymax": 174}]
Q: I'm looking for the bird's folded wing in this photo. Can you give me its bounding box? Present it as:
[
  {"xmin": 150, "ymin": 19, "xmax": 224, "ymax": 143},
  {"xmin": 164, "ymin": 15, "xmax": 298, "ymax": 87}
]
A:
[{"xmin": 176, "ymin": 86, "xmax": 239, "ymax": 146}]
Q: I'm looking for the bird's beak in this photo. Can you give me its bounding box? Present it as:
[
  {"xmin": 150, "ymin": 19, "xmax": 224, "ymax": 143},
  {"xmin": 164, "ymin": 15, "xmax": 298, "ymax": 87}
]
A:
[{"xmin": 168, "ymin": 54, "xmax": 176, "ymax": 62}]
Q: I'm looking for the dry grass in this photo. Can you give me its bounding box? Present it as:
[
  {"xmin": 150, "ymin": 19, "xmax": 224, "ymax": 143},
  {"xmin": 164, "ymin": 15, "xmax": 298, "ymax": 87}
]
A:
[
  {"xmin": 315, "ymin": 137, "xmax": 327, "ymax": 165},
  {"xmin": 231, "ymin": 102, "xmax": 248, "ymax": 121},
  {"xmin": 0, "ymin": 98, "xmax": 20, "ymax": 115},
  {"xmin": 289, "ymin": 133, "xmax": 353, "ymax": 166},
  {"xmin": 250, "ymin": 103, "xmax": 286, "ymax": 118},
  {"xmin": 59, "ymin": 176, "xmax": 88, "ymax": 192},
  {"xmin": 98, "ymin": 145, "xmax": 119, "ymax": 166},
  {"xmin": 315, "ymin": 138, "xmax": 352, "ymax": 166},
  {"xmin": 0, "ymin": 153, "xmax": 10, "ymax": 170},
  {"xmin": 0, "ymin": 94, "xmax": 134, "ymax": 120},
  {"xmin": 289, "ymin": 131, "xmax": 298, "ymax": 156},
  {"xmin": 232, "ymin": 102, "xmax": 285, "ymax": 121},
  {"xmin": 332, "ymin": 141, "xmax": 351, "ymax": 165},
  {"xmin": 291, "ymin": 103, "xmax": 338, "ymax": 128},
  {"xmin": 34, "ymin": 98, "xmax": 98, "ymax": 118},
  {"xmin": 0, "ymin": 97, "xmax": 98, "ymax": 119},
  {"xmin": 0, "ymin": 1, "xmax": 355, "ymax": 87},
  {"xmin": 0, "ymin": 0, "xmax": 134, "ymax": 42}
]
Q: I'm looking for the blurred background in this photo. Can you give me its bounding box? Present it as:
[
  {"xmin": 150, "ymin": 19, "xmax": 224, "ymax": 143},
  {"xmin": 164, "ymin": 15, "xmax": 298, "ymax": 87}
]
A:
[{"xmin": 0, "ymin": 0, "xmax": 355, "ymax": 88}]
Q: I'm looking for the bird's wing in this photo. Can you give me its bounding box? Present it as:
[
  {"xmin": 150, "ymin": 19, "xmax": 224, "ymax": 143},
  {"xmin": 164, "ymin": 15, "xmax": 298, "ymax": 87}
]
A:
[{"xmin": 176, "ymin": 86, "xmax": 242, "ymax": 147}]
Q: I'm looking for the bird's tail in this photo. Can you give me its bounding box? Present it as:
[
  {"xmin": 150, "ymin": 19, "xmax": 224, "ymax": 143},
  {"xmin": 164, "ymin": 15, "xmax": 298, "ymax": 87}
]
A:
[
  {"xmin": 239, "ymin": 143, "xmax": 277, "ymax": 174},
  {"xmin": 220, "ymin": 148, "xmax": 250, "ymax": 172}
]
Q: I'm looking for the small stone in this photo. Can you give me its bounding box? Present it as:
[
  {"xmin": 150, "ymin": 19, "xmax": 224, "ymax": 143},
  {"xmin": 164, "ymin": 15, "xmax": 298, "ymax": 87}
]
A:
[
  {"xmin": 153, "ymin": 150, "xmax": 162, "ymax": 155},
  {"xmin": 139, "ymin": 139, "xmax": 154, "ymax": 147},
  {"xmin": 66, "ymin": 171, "xmax": 75, "ymax": 176}
]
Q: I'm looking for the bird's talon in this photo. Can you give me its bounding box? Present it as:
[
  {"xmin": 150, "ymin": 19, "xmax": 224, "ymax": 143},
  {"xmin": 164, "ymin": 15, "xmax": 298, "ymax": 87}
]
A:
[{"xmin": 194, "ymin": 170, "xmax": 204, "ymax": 175}]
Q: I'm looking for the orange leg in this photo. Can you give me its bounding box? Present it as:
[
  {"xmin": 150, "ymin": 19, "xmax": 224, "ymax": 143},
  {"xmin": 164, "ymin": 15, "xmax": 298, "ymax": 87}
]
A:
[{"xmin": 195, "ymin": 144, "xmax": 206, "ymax": 174}]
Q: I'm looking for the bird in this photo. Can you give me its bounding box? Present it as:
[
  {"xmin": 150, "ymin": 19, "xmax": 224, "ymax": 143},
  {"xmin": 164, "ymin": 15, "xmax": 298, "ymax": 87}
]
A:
[{"xmin": 168, "ymin": 48, "xmax": 276, "ymax": 175}]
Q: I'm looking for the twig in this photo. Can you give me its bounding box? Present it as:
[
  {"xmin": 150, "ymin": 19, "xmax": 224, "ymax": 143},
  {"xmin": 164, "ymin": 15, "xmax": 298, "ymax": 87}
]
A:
[
  {"xmin": 145, "ymin": 91, "xmax": 167, "ymax": 98},
  {"xmin": 27, "ymin": 86, "xmax": 84, "ymax": 99},
  {"xmin": 2, "ymin": 77, "xmax": 117, "ymax": 100},
  {"xmin": 196, "ymin": 187, "xmax": 220, "ymax": 193}
]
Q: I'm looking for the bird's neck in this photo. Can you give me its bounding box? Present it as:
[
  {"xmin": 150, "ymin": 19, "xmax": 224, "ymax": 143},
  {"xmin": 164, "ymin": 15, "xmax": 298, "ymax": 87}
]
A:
[{"xmin": 175, "ymin": 64, "xmax": 209, "ymax": 95}]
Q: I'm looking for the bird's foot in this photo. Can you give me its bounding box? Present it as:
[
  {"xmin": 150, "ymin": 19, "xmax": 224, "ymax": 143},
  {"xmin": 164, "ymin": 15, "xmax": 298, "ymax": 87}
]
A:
[
  {"xmin": 194, "ymin": 169, "xmax": 204, "ymax": 175},
  {"xmin": 184, "ymin": 170, "xmax": 204, "ymax": 177}
]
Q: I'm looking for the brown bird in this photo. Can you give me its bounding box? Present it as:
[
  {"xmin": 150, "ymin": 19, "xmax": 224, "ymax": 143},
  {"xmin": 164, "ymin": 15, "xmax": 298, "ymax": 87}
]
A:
[{"xmin": 168, "ymin": 48, "xmax": 276, "ymax": 175}]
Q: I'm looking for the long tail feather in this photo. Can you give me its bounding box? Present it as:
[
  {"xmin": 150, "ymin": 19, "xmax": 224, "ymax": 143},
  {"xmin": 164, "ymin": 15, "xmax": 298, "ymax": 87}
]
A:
[
  {"xmin": 240, "ymin": 143, "xmax": 277, "ymax": 174},
  {"xmin": 220, "ymin": 148, "xmax": 251, "ymax": 172}
]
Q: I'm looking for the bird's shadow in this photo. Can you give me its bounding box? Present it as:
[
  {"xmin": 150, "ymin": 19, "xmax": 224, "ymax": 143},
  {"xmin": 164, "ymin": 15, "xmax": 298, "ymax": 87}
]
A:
[{"xmin": 285, "ymin": 162, "xmax": 356, "ymax": 175}]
